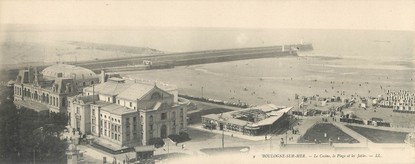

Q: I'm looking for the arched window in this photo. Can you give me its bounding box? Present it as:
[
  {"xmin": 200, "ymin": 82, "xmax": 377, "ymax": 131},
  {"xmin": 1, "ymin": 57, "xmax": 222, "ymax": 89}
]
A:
[{"xmin": 149, "ymin": 115, "xmax": 153, "ymax": 122}]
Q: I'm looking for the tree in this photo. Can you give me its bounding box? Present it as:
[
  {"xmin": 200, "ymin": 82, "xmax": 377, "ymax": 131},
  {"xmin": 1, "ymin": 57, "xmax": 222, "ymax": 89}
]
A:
[
  {"xmin": 0, "ymin": 87, "xmax": 68, "ymax": 163},
  {"xmin": 148, "ymin": 138, "xmax": 165, "ymax": 148}
]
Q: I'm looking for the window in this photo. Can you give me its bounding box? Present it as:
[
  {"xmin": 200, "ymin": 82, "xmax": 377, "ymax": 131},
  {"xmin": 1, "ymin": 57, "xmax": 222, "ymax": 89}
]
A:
[
  {"xmin": 149, "ymin": 125, "xmax": 153, "ymax": 130},
  {"xmin": 133, "ymin": 117, "xmax": 137, "ymax": 122},
  {"xmin": 118, "ymin": 100, "xmax": 120, "ymax": 104},
  {"xmin": 107, "ymin": 97, "xmax": 110, "ymax": 102},
  {"xmin": 91, "ymin": 81, "xmax": 94, "ymax": 85},
  {"xmin": 161, "ymin": 113, "xmax": 167, "ymax": 120},
  {"xmin": 172, "ymin": 111, "xmax": 176, "ymax": 118},
  {"xmin": 151, "ymin": 92, "xmax": 161, "ymax": 100},
  {"xmin": 149, "ymin": 115, "xmax": 153, "ymax": 122},
  {"xmin": 129, "ymin": 102, "xmax": 132, "ymax": 107}
]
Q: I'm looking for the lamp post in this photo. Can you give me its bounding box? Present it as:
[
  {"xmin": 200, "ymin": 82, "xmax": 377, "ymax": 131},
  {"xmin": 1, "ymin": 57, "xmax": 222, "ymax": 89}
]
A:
[
  {"xmin": 285, "ymin": 131, "xmax": 288, "ymax": 145},
  {"xmin": 167, "ymin": 140, "xmax": 170, "ymax": 159},
  {"xmin": 222, "ymin": 128, "xmax": 224, "ymax": 151},
  {"xmin": 269, "ymin": 125, "xmax": 272, "ymax": 151}
]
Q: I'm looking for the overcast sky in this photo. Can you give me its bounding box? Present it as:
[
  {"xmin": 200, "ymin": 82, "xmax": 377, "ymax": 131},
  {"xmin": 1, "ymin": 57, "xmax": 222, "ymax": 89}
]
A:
[{"xmin": 0, "ymin": 0, "xmax": 414, "ymax": 31}]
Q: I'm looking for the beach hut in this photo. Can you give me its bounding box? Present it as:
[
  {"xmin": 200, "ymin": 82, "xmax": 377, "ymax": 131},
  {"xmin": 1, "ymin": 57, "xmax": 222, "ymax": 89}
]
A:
[
  {"xmin": 321, "ymin": 100, "xmax": 328, "ymax": 106},
  {"xmin": 361, "ymin": 103, "xmax": 367, "ymax": 108}
]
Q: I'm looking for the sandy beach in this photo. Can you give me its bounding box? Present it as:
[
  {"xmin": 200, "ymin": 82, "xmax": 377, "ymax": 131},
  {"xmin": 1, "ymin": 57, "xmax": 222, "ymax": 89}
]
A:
[{"xmin": 122, "ymin": 56, "xmax": 414, "ymax": 107}]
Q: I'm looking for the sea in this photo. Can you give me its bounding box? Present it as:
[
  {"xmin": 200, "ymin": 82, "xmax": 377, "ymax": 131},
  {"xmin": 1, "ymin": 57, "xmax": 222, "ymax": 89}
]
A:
[{"xmin": 1, "ymin": 25, "xmax": 414, "ymax": 64}]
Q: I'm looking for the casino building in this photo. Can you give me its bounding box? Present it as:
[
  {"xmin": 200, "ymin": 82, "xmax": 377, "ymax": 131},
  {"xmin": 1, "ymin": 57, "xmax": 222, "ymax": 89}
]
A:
[
  {"xmin": 13, "ymin": 64, "xmax": 99, "ymax": 113},
  {"xmin": 68, "ymin": 77, "xmax": 189, "ymax": 147}
]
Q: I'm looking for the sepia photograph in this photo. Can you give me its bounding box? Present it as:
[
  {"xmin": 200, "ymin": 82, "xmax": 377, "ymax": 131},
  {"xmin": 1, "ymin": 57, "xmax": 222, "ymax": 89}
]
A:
[{"xmin": 0, "ymin": 0, "xmax": 414, "ymax": 163}]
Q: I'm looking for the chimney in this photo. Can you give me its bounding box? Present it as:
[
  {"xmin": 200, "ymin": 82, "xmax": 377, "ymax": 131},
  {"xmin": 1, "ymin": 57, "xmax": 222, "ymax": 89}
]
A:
[
  {"xmin": 27, "ymin": 66, "xmax": 32, "ymax": 83},
  {"xmin": 100, "ymin": 69, "xmax": 106, "ymax": 83},
  {"xmin": 92, "ymin": 84, "xmax": 95, "ymax": 104},
  {"xmin": 34, "ymin": 67, "xmax": 39, "ymax": 86}
]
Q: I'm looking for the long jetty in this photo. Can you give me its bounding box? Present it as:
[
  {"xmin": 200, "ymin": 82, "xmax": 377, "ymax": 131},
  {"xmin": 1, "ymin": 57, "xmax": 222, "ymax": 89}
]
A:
[{"xmin": 72, "ymin": 43, "xmax": 313, "ymax": 72}]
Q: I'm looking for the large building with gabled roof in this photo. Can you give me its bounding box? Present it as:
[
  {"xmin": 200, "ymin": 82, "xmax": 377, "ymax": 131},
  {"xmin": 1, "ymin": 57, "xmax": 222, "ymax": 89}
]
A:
[
  {"xmin": 68, "ymin": 77, "xmax": 189, "ymax": 148},
  {"xmin": 13, "ymin": 64, "xmax": 99, "ymax": 113}
]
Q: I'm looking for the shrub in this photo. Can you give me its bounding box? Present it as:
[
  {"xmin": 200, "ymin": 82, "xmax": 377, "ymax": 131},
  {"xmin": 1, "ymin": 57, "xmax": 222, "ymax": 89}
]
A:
[
  {"xmin": 148, "ymin": 138, "xmax": 165, "ymax": 148},
  {"xmin": 168, "ymin": 132, "xmax": 190, "ymax": 143}
]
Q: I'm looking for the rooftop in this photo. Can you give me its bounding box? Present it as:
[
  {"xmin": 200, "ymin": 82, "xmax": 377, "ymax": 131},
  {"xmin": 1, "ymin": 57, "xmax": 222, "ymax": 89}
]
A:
[
  {"xmin": 202, "ymin": 105, "xmax": 293, "ymax": 127},
  {"xmin": 41, "ymin": 64, "xmax": 97, "ymax": 80},
  {"xmin": 84, "ymin": 80, "xmax": 134, "ymax": 96},
  {"xmin": 75, "ymin": 95, "xmax": 99, "ymax": 104},
  {"xmin": 84, "ymin": 78, "xmax": 172, "ymax": 101},
  {"xmin": 97, "ymin": 101, "xmax": 137, "ymax": 115},
  {"xmin": 117, "ymin": 83, "xmax": 154, "ymax": 101}
]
